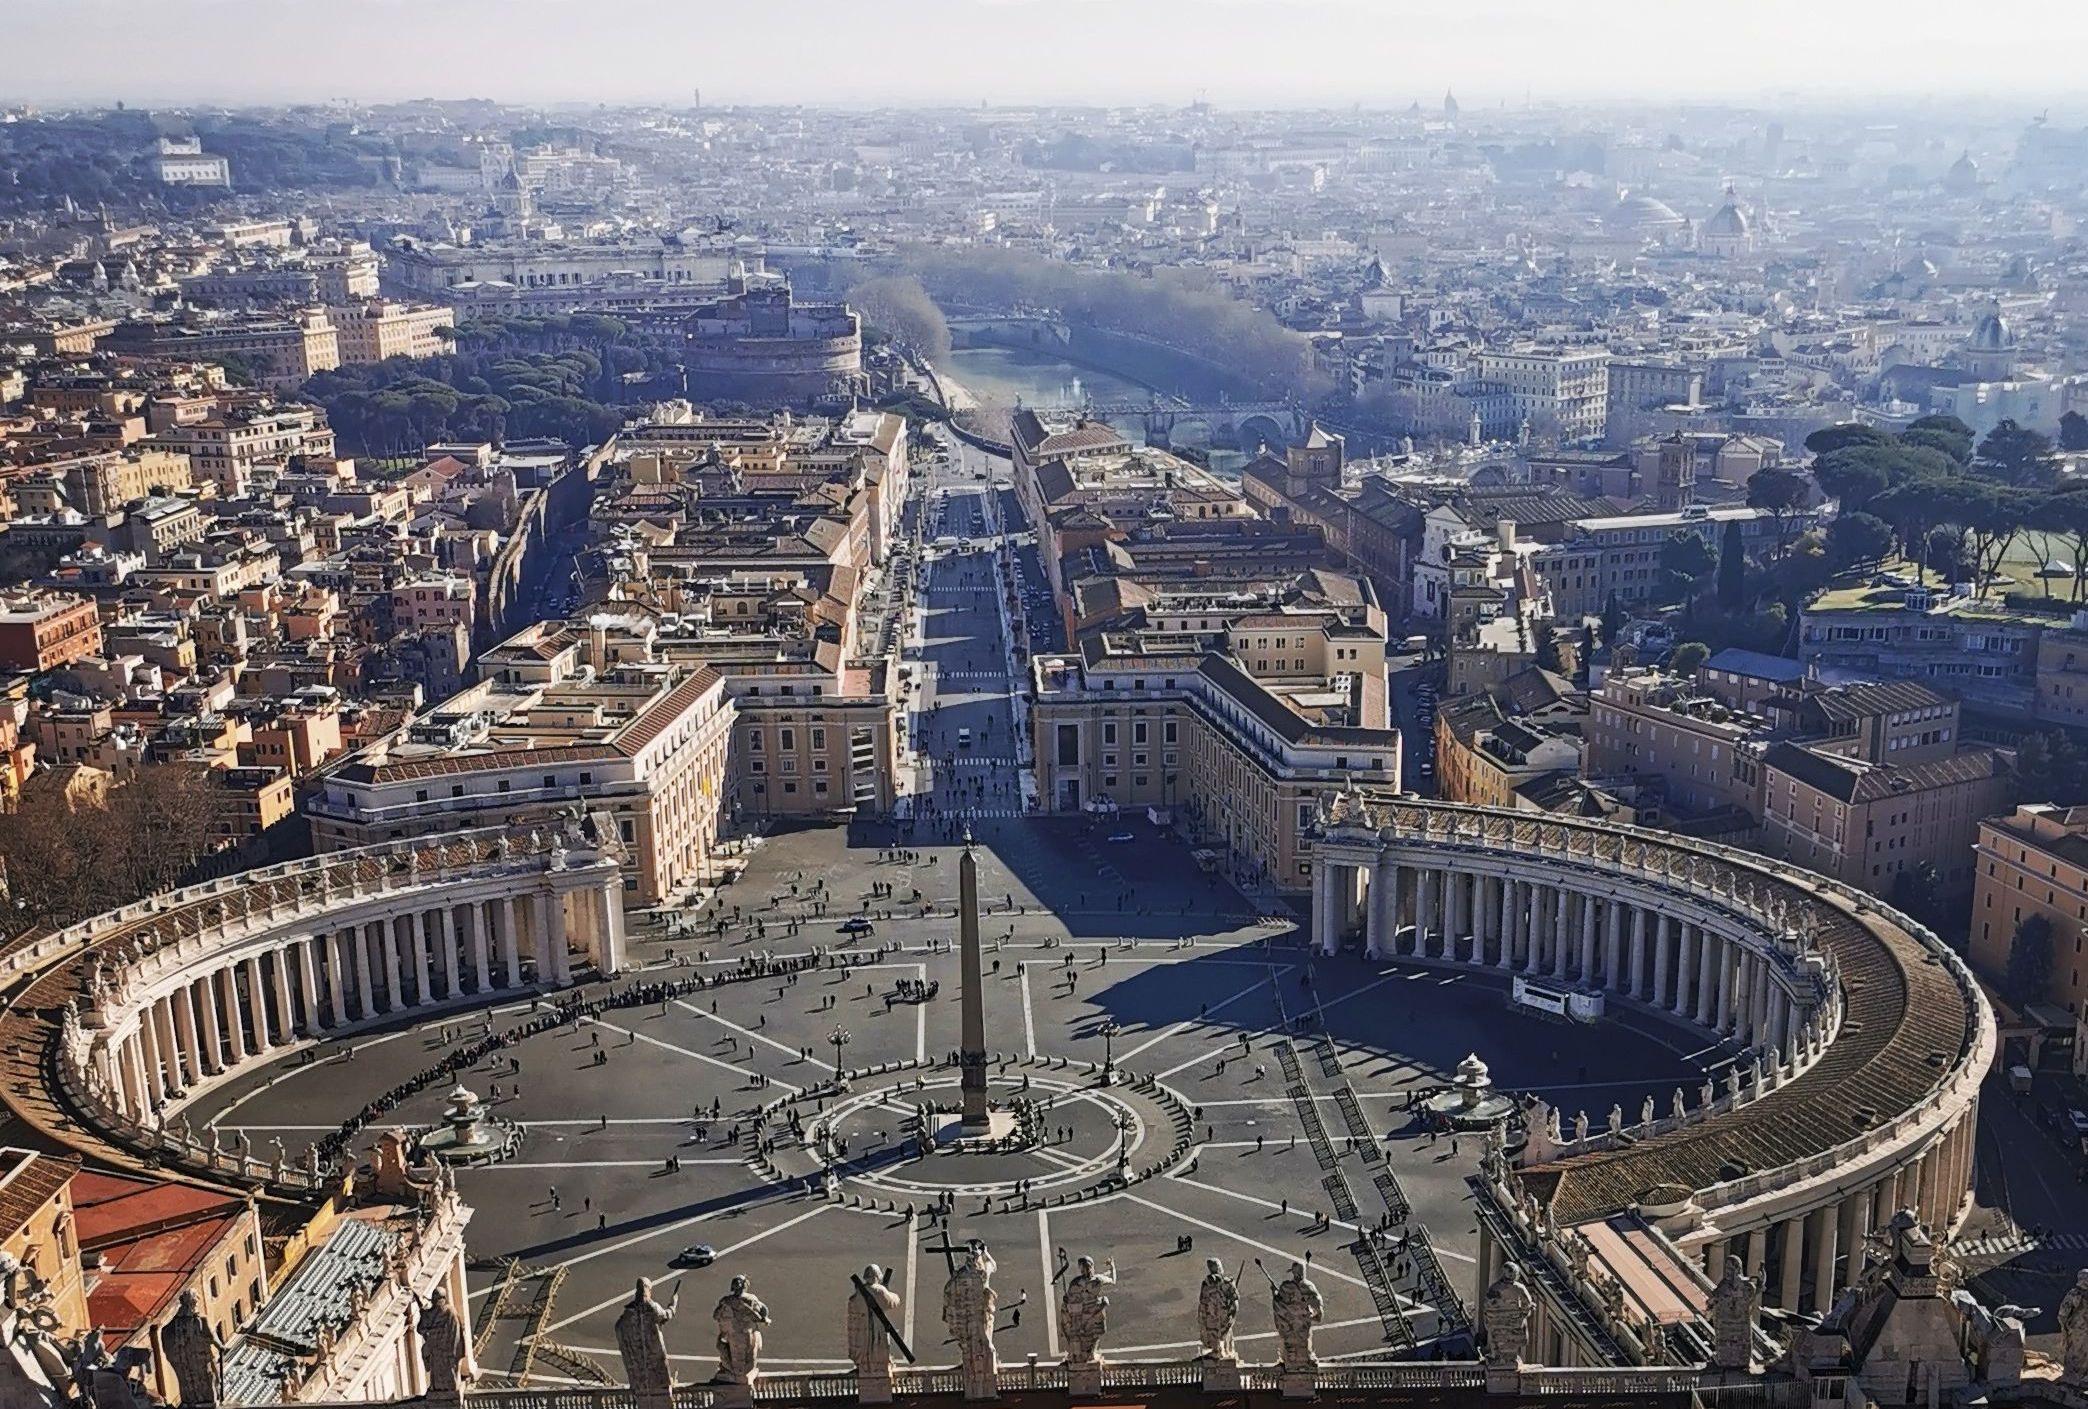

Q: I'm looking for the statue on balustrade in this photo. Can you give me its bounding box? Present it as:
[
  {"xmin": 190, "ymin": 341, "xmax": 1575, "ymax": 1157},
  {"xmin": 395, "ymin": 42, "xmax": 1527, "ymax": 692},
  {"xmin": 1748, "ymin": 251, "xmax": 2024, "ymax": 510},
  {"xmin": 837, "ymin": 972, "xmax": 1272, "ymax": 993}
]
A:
[
  {"xmin": 941, "ymin": 1240, "xmax": 998, "ymax": 1399},
  {"xmin": 1481, "ymin": 1264, "xmax": 1532, "ymax": 1369},
  {"xmin": 2059, "ymin": 1268, "xmax": 2088, "ymax": 1386},
  {"xmin": 1709, "ymin": 1256, "xmax": 1761, "ymax": 1372},
  {"xmin": 161, "ymin": 1290, "xmax": 223, "ymax": 1408},
  {"xmin": 1197, "ymin": 1259, "xmax": 1240, "ymax": 1363},
  {"xmin": 711, "ymin": 1275, "xmax": 769, "ymax": 1385},
  {"xmin": 416, "ymin": 1287, "xmax": 470, "ymax": 1401},
  {"xmin": 1270, "ymin": 1262, "xmax": 1323, "ymax": 1372},
  {"xmin": 615, "ymin": 1276, "xmax": 680, "ymax": 1397},
  {"xmin": 1060, "ymin": 1255, "xmax": 1115, "ymax": 1365},
  {"xmin": 846, "ymin": 1265, "xmax": 903, "ymax": 1377}
]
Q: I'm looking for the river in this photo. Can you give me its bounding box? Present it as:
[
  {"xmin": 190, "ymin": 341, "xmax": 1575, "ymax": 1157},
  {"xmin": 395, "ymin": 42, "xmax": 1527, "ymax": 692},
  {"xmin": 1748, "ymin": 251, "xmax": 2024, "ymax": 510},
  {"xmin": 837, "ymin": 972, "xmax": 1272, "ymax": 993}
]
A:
[{"xmin": 941, "ymin": 344, "xmax": 1247, "ymax": 477}]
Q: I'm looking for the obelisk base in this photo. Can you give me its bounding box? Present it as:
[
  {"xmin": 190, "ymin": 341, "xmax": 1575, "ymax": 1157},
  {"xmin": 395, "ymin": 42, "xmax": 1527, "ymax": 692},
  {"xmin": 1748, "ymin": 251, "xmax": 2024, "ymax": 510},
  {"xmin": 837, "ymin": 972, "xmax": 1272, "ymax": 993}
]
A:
[
  {"xmin": 1201, "ymin": 1360, "xmax": 1243, "ymax": 1393},
  {"xmin": 1067, "ymin": 1360, "xmax": 1103, "ymax": 1398}
]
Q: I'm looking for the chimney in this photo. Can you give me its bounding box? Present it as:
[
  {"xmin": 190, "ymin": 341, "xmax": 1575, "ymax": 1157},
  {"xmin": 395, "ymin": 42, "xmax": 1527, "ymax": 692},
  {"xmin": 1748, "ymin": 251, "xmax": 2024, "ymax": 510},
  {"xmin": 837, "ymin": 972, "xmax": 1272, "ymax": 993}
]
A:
[{"xmin": 1497, "ymin": 518, "xmax": 1517, "ymax": 553}]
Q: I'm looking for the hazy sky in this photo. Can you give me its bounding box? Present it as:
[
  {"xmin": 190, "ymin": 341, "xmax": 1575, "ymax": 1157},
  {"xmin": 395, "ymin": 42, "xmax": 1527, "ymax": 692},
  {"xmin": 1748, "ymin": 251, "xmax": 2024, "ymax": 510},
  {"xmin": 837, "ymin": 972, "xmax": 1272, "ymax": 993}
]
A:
[{"xmin": 6, "ymin": 0, "xmax": 2087, "ymax": 111}]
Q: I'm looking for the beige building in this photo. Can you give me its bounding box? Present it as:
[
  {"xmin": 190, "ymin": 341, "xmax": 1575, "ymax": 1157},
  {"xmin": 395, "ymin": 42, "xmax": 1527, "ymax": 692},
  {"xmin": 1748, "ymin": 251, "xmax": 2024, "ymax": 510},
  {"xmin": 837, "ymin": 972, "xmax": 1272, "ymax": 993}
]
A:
[
  {"xmin": 1031, "ymin": 643, "xmax": 1399, "ymax": 893},
  {"xmin": 1473, "ymin": 346, "xmax": 1611, "ymax": 441},
  {"xmin": 329, "ymin": 299, "xmax": 456, "ymax": 364},
  {"xmin": 151, "ymin": 404, "xmax": 335, "ymax": 496},
  {"xmin": 1971, "ymin": 804, "xmax": 2088, "ymax": 1020},
  {"xmin": 1756, "ymin": 742, "xmax": 2007, "ymax": 895},
  {"xmin": 307, "ymin": 625, "xmax": 734, "ymax": 903},
  {"xmin": 107, "ymin": 310, "xmax": 339, "ymax": 391}
]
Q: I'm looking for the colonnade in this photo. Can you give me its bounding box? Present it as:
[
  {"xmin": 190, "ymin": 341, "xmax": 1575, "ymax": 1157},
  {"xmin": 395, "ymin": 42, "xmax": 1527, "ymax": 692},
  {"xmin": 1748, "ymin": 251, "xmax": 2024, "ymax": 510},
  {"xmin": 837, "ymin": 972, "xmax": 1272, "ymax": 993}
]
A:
[
  {"xmin": 1311, "ymin": 857, "xmax": 1807, "ymax": 1058},
  {"xmin": 94, "ymin": 879, "xmax": 621, "ymax": 1126}
]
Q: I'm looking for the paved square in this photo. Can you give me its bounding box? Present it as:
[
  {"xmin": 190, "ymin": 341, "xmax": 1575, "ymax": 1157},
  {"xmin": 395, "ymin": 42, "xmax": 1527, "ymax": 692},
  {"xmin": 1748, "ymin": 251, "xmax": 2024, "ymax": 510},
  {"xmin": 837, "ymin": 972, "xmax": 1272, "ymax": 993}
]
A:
[{"xmin": 188, "ymin": 818, "xmax": 1714, "ymax": 1387}]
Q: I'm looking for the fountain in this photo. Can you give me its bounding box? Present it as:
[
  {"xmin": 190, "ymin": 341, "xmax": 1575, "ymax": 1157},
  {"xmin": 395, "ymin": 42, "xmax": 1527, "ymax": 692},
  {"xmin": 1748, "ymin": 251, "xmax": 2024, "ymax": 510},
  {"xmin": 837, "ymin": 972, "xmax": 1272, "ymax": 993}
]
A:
[
  {"xmin": 1424, "ymin": 1053, "xmax": 1516, "ymax": 1131},
  {"xmin": 418, "ymin": 1084, "xmax": 511, "ymax": 1163}
]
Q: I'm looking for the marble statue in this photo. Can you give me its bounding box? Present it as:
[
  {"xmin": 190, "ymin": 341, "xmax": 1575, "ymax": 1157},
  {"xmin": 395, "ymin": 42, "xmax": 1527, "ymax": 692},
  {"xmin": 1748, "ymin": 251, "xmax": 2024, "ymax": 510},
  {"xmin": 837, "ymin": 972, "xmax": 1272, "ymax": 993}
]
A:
[
  {"xmin": 1060, "ymin": 1256, "xmax": 1115, "ymax": 1365},
  {"xmin": 1482, "ymin": 1265, "xmax": 1533, "ymax": 1369},
  {"xmin": 1671, "ymin": 1089, "xmax": 1685, "ymax": 1120},
  {"xmin": 1572, "ymin": 1110, "xmax": 1588, "ymax": 1141},
  {"xmin": 1270, "ymin": 1262, "xmax": 1323, "ymax": 1372},
  {"xmin": 846, "ymin": 1266, "xmax": 903, "ymax": 1376},
  {"xmin": 2059, "ymin": 1269, "xmax": 2088, "ymax": 1386},
  {"xmin": 941, "ymin": 1240, "xmax": 998, "ymax": 1399},
  {"xmin": 416, "ymin": 1288, "xmax": 468, "ymax": 1400},
  {"xmin": 1701, "ymin": 1079, "xmax": 1715, "ymax": 1108},
  {"xmin": 1608, "ymin": 1104, "xmax": 1623, "ymax": 1135},
  {"xmin": 161, "ymin": 1291, "xmax": 222, "ymax": 1408},
  {"xmin": 1708, "ymin": 1256, "xmax": 1761, "ymax": 1371},
  {"xmin": 1197, "ymin": 1259, "xmax": 1240, "ymax": 1363},
  {"xmin": 711, "ymin": 1276, "xmax": 769, "ymax": 1385},
  {"xmin": 614, "ymin": 1277, "xmax": 679, "ymax": 1397},
  {"xmin": 1640, "ymin": 1095, "xmax": 1655, "ymax": 1126}
]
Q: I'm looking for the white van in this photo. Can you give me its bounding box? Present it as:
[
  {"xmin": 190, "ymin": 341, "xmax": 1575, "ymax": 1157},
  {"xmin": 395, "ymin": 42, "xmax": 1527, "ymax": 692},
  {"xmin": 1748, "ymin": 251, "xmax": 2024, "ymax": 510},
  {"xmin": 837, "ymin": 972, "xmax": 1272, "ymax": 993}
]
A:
[{"xmin": 958, "ymin": 728, "xmax": 973, "ymax": 748}]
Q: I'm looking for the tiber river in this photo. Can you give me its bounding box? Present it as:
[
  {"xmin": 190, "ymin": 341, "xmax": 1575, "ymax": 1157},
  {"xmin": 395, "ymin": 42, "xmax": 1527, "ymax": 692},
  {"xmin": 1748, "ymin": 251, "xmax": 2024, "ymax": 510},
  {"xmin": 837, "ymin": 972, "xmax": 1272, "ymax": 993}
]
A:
[{"xmin": 941, "ymin": 344, "xmax": 1248, "ymax": 477}]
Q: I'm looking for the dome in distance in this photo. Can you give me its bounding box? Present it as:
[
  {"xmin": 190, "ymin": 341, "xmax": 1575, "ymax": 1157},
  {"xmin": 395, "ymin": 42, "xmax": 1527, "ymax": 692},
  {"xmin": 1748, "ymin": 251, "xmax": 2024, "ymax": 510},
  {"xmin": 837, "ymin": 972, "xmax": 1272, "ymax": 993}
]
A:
[
  {"xmin": 1608, "ymin": 193, "xmax": 1687, "ymax": 233},
  {"xmin": 1969, "ymin": 310, "xmax": 2015, "ymax": 351},
  {"xmin": 1704, "ymin": 195, "xmax": 1750, "ymax": 237}
]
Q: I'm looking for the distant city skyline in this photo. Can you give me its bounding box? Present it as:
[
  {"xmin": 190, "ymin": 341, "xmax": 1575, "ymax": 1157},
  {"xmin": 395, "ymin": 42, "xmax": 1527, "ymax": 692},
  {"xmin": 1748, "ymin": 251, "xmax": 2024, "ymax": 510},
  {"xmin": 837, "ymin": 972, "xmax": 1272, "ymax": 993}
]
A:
[{"xmin": 7, "ymin": 0, "xmax": 2088, "ymax": 113}]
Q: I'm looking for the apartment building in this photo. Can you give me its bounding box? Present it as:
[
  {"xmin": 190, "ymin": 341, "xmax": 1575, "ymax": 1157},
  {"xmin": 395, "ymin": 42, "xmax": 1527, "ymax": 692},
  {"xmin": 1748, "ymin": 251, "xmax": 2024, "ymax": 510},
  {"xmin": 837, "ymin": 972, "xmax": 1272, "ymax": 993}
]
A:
[
  {"xmin": 1031, "ymin": 639, "xmax": 1399, "ymax": 893},
  {"xmin": 0, "ymin": 593, "xmax": 104, "ymax": 672},
  {"xmin": 1798, "ymin": 582, "xmax": 2059, "ymax": 722},
  {"xmin": 1971, "ymin": 804, "xmax": 2088, "ymax": 1019},
  {"xmin": 328, "ymin": 299, "xmax": 456, "ymax": 364},
  {"xmin": 151, "ymin": 404, "xmax": 335, "ymax": 496},
  {"xmin": 1563, "ymin": 504, "xmax": 1808, "ymax": 609},
  {"xmin": 307, "ymin": 629, "xmax": 734, "ymax": 903},
  {"xmin": 1758, "ymin": 742, "xmax": 2007, "ymax": 895},
  {"xmin": 104, "ymin": 311, "xmax": 340, "ymax": 391},
  {"xmin": 1585, "ymin": 667, "xmax": 1767, "ymax": 822},
  {"xmin": 1472, "ymin": 346, "xmax": 1611, "ymax": 441},
  {"xmin": 1435, "ymin": 687, "xmax": 1583, "ymax": 810}
]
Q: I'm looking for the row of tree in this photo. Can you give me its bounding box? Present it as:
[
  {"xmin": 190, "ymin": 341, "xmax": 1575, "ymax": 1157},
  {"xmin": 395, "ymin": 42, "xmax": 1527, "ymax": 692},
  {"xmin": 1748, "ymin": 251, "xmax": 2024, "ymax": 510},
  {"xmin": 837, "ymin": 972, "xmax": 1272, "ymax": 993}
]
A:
[
  {"xmin": 893, "ymin": 245, "xmax": 1325, "ymax": 401},
  {"xmin": 0, "ymin": 767, "xmax": 233, "ymax": 931},
  {"xmin": 300, "ymin": 314, "xmax": 685, "ymax": 457}
]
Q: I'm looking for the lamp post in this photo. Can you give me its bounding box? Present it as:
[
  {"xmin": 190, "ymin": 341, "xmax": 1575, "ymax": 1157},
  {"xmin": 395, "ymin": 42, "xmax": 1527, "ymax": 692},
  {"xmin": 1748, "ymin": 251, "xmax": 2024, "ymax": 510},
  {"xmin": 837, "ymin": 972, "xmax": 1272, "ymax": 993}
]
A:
[
  {"xmin": 829, "ymin": 1024, "xmax": 852, "ymax": 1090},
  {"xmin": 1099, "ymin": 1019, "xmax": 1121, "ymax": 1085}
]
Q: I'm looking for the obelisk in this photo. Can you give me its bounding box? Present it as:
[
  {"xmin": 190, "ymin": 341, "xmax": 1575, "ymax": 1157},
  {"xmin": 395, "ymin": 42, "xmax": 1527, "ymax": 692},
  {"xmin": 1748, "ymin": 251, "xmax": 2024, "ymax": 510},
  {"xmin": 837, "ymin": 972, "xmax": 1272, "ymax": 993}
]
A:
[{"xmin": 958, "ymin": 840, "xmax": 990, "ymax": 1130}]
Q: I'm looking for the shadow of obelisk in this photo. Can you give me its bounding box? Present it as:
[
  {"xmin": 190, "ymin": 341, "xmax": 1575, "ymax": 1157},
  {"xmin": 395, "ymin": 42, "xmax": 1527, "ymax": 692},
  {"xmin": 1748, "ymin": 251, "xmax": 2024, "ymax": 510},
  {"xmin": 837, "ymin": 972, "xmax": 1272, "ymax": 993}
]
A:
[{"xmin": 958, "ymin": 836, "xmax": 991, "ymax": 1131}]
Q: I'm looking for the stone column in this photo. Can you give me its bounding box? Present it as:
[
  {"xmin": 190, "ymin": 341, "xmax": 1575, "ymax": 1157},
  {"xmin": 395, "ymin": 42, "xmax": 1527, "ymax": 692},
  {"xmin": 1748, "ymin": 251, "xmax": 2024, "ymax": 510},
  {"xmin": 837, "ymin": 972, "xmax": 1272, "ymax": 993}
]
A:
[
  {"xmin": 173, "ymin": 985, "xmax": 202, "ymax": 1084},
  {"xmin": 1605, "ymin": 899, "xmax": 1624, "ymax": 990},
  {"xmin": 438, "ymin": 907, "xmax": 460, "ymax": 998},
  {"xmin": 1366, "ymin": 861, "xmax": 1394, "ymax": 958},
  {"xmin": 154, "ymin": 999, "xmax": 181, "ymax": 1089},
  {"xmin": 137, "ymin": 1006, "xmax": 164, "ymax": 1103},
  {"xmin": 470, "ymin": 903, "xmax": 492, "ymax": 991},
  {"xmin": 595, "ymin": 879, "xmax": 626, "ymax": 976},
  {"xmin": 117, "ymin": 1036, "xmax": 145, "ymax": 1116},
  {"xmin": 1652, "ymin": 914, "xmax": 1673, "ymax": 1010},
  {"xmin": 220, "ymin": 967, "xmax": 248, "ymax": 1064},
  {"xmin": 1695, "ymin": 929, "xmax": 1718, "ymax": 1025},
  {"xmin": 1809, "ymin": 1202, "xmax": 1840, "ymax": 1311},
  {"xmin": 1715, "ymin": 939, "xmax": 1735, "ymax": 1031},
  {"xmin": 298, "ymin": 938, "xmax": 323, "ymax": 1032},
  {"xmin": 244, "ymin": 955, "xmax": 272, "ymax": 1052},
  {"xmin": 1841, "ymin": 1191, "xmax": 1872, "ymax": 1286},
  {"xmin": 380, "ymin": 918, "xmax": 404, "ymax": 1012},
  {"xmin": 354, "ymin": 927, "xmax": 377, "ymax": 1017},
  {"xmin": 1745, "ymin": 1228, "xmax": 1765, "ymax": 1281},
  {"xmin": 549, "ymin": 891, "xmax": 571, "ymax": 984},
  {"xmin": 1312, "ymin": 864, "xmax": 1337, "ymax": 956},
  {"xmin": 1551, "ymin": 889, "xmax": 1570, "ymax": 978},
  {"xmin": 1628, "ymin": 907, "xmax": 1648, "ymax": 998},
  {"xmin": 1776, "ymin": 1217, "xmax": 1805, "ymax": 1311},
  {"xmin": 1674, "ymin": 924, "xmax": 1697, "ymax": 1017},
  {"xmin": 1578, "ymin": 897, "xmax": 1597, "ymax": 982},
  {"xmin": 195, "ymin": 977, "xmax": 223, "ymax": 1074},
  {"xmin": 410, "ymin": 911, "xmax": 433, "ymax": 1006},
  {"xmin": 501, "ymin": 897, "xmax": 522, "ymax": 987},
  {"xmin": 272, "ymin": 948, "xmax": 297, "ymax": 1041}
]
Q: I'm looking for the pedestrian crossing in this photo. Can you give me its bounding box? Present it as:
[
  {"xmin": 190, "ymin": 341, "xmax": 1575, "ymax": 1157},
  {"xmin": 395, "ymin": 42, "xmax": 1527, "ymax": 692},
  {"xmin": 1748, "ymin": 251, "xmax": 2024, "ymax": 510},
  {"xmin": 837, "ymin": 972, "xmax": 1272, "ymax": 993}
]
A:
[
  {"xmin": 939, "ymin": 755, "xmax": 1020, "ymax": 768},
  {"xmin": 932, "ymin": 671, "xmax": 1015, "ymax": 681},
  {"xmin": 1952, "ymin": 1229, "xmax": 2088, "ymax": 1259}
]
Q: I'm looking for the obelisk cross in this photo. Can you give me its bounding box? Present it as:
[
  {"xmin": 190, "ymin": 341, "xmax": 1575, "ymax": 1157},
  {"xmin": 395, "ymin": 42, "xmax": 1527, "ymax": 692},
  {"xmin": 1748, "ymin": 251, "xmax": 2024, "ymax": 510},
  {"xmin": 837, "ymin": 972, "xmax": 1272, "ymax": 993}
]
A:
[{"xmin": 957, "ymin": 841, "xmax": 990, "ymax": 1130}]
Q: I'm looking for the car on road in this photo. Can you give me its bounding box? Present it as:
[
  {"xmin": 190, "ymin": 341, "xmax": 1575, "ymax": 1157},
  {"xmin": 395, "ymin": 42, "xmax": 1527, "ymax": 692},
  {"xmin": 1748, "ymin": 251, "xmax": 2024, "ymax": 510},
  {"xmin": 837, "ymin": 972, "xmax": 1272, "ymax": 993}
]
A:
[
  {"xmin": 673, "ymin": 1244, "xmax": 717, "ymax": 1268},
  {"xmin": 1106, "ymin": 831, "xmax": 1135, "ymax": 844},
  {"xmin": 838, "ymin": 917, "xmax": 877, "ymax": 936}
]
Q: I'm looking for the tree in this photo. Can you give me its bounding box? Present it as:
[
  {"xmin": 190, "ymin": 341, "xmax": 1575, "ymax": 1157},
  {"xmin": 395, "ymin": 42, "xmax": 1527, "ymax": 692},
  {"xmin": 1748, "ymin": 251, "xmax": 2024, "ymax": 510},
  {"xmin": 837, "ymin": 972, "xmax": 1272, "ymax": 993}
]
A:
[
  {"xmin": 1977, "ymin": 419, "xmax": 2058, "ymax": 487},
  {"xmin": 1804, "ymin": 423, "xmax": 1893, "ymax": 457},
  {"xmin": 1810, "ymin": 447, "xmax": 1895, "ymax": 512},
  {"xmin": 1746, "ymin": 467, "xmax": 1811, "ymax": 557},
  {"xmin": 1871, "ymin": 478, "xmax": 1949, "ymax": 582},
  {"xmin": 1658, "ymin": 529, "xmax": 1717, "ymax": 602},
  {"xmin": 2003, "ymin": 913, "xmax": 2056, "ymax": 1007},
  {"xmin": 1826, "ymin": 511, "xmax": 1894, "ymax": 570},
  {"xmin": 2061, "ymin": 409, "xmax": 2088, "ymax": 453},
  {"xmin": 1599, "ymin": 591, "xmax": 1626, "ymax": 647},
  {"xmin": 1936, "ymin": 479, "xmax": 2030, "ymax": 597},
  {"xmin": 1889, "ymin": 861, "xmax": 1944, "ymax": 930},
  {"xmin": 1578, "ymin": 622, "xmax": 1596, "ymax": 679},
  {"xmin": 1669, "ymin": 640, "xmax": 1710, "ymax": 676},
  {"xmin": 1716, "ymin": 519, "xmax": 1747, "ymax": 608},
  {"xmin": 1535, "ymin": 626, "xmax": 1564, "ymax": 674},
  {"xmin": 846, "ymin": 275, "xmax": 952, "ymax": 362},
  {"xmin": 1905, "ymin": 413, "xmax": 1977, "ymax": 465}
]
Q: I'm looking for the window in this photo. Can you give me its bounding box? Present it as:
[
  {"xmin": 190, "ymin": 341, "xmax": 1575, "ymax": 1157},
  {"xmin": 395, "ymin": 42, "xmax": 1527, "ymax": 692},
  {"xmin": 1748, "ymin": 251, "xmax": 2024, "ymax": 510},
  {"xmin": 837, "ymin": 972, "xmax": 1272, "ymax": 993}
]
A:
[
  {"xmin": 781, "ymin": 728, "xmax": 795, "ymax": 750},
  {"xmin": 1055, "ymin": 725, "xmax": 1079, "ymax": 767},
  {"xmin": 1103, "ymin": 722, "xmax": 1117, "ymax": 744}
]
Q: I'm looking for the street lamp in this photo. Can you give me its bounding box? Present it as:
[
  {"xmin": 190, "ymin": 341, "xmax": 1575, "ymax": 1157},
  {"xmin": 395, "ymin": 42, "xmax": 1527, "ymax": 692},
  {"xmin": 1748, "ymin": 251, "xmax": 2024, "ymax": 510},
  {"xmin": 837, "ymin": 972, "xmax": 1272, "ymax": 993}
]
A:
[
  {"xmin": 1098, "ymin": 1020, "xmax": 1121, "ymax": 1085},
  {"xmin": 829, "ymin": 1024, "xmax": 852, "ymax": 1089}
]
